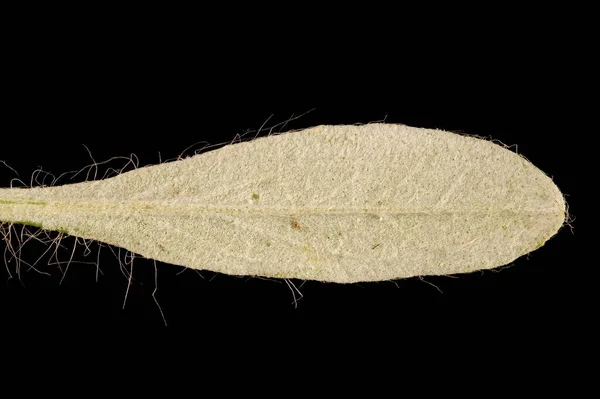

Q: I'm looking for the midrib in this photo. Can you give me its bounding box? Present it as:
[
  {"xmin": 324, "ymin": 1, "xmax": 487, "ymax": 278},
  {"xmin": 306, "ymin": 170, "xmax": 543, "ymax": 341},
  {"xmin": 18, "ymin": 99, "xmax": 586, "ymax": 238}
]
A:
[{"xmin": 1, "ymin": 199, "xmax": 563, "ymax": 216}]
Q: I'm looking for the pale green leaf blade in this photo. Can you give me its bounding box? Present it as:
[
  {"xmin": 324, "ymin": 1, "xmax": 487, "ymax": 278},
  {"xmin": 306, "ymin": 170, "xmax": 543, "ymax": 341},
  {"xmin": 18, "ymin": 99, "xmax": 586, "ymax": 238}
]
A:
[{"xmin": 0, "ymin": 124, "xmax": 566, "ymax": 283}]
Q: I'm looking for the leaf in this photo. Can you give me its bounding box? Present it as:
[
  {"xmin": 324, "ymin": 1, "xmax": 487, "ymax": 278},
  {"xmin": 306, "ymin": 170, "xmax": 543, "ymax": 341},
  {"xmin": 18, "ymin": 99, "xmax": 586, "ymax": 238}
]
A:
[{"xmin": 0, "ymin": 124, "xmax": 566, "ymax": 283}]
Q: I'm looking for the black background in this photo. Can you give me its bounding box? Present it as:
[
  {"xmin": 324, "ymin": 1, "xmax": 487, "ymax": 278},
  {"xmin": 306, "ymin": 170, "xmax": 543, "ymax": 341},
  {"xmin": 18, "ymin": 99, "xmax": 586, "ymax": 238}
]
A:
[{"xmin": 0, "ymin": 25, "xmax": 583, "ymax": 348}]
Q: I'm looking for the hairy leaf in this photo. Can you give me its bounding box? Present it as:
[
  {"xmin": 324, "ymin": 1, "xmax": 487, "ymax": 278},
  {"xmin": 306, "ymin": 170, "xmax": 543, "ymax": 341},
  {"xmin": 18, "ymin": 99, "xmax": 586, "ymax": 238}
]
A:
[{"xmin": 0, "ymin": 124, "xmax": 566, "ymax": 283}]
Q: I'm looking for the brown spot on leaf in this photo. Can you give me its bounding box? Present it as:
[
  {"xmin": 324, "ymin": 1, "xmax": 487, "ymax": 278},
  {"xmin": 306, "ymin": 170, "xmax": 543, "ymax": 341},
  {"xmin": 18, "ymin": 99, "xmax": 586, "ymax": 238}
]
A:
[{"xmin": 291, "ymin": 219, "xmax": 301, "ymax": 230}]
